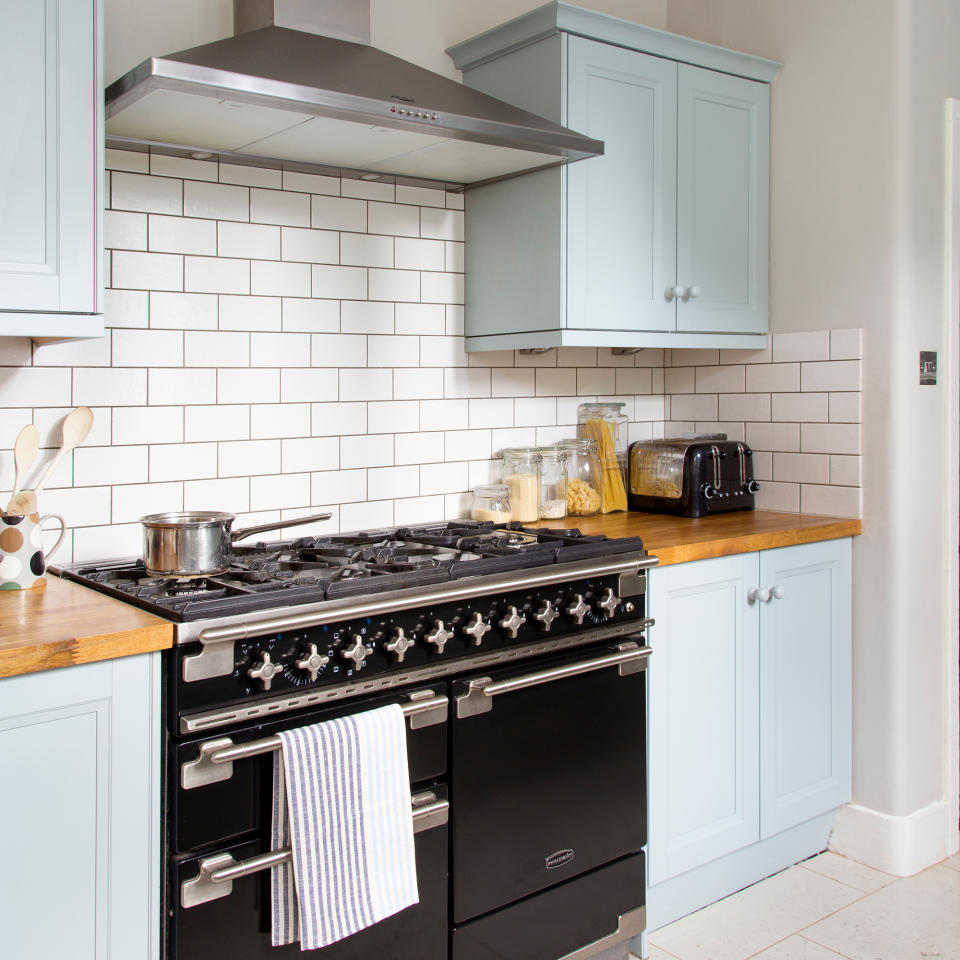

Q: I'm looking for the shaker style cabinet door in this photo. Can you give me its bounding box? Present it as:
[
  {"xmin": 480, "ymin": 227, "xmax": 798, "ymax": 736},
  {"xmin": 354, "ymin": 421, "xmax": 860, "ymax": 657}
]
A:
[
  {"xmin": 0, "ymin": 654, "xmax": 161, "ymax": 960},
  {"xmin": 675, "ymin": 64, "xmax": 769, "ymax": 335},
  {"xmin": 566, "ymin": 37, "xmax": 677, "ymax": 333},
  {"xmin": 647, "ymin": 552, "xmax": 760, "ymax": 885},
  {"xmin": 0, "ymin": 0, "xmax": 102, "ymax": 325},
  {"xmin": 758, "ymin": 539, "xmax": 852, "ymax": 837}
]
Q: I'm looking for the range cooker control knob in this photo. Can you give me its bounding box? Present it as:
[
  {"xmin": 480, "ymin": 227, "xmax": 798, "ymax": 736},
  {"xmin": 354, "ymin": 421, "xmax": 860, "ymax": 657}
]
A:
[
  {"xmin": 340, "ymin": 635, "xmax": 369, "ymax": 669},
  {"xmin": 247, "ymin": 651, "xmax": 282, "ymax": 691},
  {"xmin": 425, "ymin": 619, "xmax": 454, "ymax": 653},
  {"xmin": 498, "ymin": 605, "xmax": 526, "ymax": 639},
  {"xmin": 462, "ymin": 612, "xmax": 491, "ymax": 646},
  {"xmin": 534, "ymin": 600, "xmax": 560, "ymax": 632},
  {"xmin": 598, "ymin": 588, "xmax": 621, "ymax": 618},
  {"xmin": 384, "ymin": 627, "xmax": 415, "ymax": 663},
  {"xmin": 566, "ymin": 594, "xmax": 590, "ymax": 625},
  {"xmin": 295, "ymin": 643, "xmax": 330, "ymax": 682}
]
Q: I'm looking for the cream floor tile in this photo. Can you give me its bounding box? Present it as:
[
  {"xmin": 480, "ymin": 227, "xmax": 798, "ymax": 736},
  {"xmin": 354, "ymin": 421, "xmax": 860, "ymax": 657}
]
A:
[
  {"xmin": 648, "ymin": 866, "xmax": 862, "ymax": 960},
  {"xmin": 641, "ymin": 947, "xmax": 682, "ymax": 960},
  {"xmin": 943, "ymin": 853, "xmax": 960, "ymax": 873},
  {"xmin": 749, "ymin": 934, "xmax": 850, "ymax": 959},
  {"xmin": 799, "ymin": 851, "xmax": 895, "ymax": 893},
  {"xmin": 803, "ymin": 863, "xmax": 960, "ymax": 960}
]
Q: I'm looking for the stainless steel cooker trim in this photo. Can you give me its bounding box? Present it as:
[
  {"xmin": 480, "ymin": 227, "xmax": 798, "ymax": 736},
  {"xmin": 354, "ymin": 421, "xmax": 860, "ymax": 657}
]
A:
[
  {"xmin": 178, "ymin": 620, "xmax": 653, "ymax": 734},
  {"xmin": 181, "ymin": 790, "xmax": 449, "ymax": 909},
  {"xmin": 181, "ymin": 690, "xmax": 449, "ymax": 789},
  {"xmin": 556, "ymin": 906, "xmax": 647, "ymax": 960},
  {"xmin": 179, "ymin": 552, "xmax": 654, "ymax": 682}
]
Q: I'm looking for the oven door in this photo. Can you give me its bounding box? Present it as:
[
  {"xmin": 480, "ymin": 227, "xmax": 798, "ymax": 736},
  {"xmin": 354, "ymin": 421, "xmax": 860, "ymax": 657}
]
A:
[
  {"xmin": 451, "ymin": 640, "xmax": 649, "ymax": 924},
  {"xmin": 173, "ymin": 785, "xmax": 449, "ymax": 960}
]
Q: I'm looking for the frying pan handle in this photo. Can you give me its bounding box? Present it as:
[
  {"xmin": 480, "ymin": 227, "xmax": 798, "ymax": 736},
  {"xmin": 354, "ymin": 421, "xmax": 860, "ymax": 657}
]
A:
[{"xmin": 230, "ymin": 512, "xmax": 332, "ymax": 543}]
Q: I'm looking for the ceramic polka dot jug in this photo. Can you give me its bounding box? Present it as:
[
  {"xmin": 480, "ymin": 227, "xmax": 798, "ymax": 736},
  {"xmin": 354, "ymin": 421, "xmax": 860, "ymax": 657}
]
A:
[{"xmin": 0, "ymin": 513, "xmax": 66, "ymax": 590}]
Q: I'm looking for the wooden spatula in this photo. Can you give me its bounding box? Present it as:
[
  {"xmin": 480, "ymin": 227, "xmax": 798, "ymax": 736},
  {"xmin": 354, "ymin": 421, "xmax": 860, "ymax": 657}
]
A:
[
  {"xmin": 7, "ymin": 407, "xmax": 94, "ymax": 515},
  {"xmin": 6, "ymin": 424, "xmax": 40, "ymax": 515}
]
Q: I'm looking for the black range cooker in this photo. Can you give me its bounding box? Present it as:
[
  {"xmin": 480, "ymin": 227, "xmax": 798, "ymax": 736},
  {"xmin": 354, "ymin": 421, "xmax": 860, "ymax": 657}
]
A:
[{"xmin": 59, "ymin": 521, "xmax": 657, "ymax": 960}]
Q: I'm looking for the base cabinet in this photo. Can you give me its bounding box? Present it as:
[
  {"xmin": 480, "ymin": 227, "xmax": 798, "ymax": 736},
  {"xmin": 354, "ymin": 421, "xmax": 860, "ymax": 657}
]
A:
[
  {"xmin": 646, "ymin": 538, "xmax": 852, "ymax": 931},
  {"xmin": 0, "ymin": 653, "xmax": 161, "ymax": 959}
]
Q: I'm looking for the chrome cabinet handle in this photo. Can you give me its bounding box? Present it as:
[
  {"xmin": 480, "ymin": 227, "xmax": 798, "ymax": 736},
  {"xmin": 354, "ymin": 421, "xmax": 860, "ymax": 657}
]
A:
[
  {"xmin": 181, "ymin": 690, "xmax": 448, "ymax": 790},
  {"xmin": 181, "ymin": 792, "xmax": 449, "ymax": 909},
  {"xmin": 455, "ymin": 641, "xmax": 650, "ymax": 719}
]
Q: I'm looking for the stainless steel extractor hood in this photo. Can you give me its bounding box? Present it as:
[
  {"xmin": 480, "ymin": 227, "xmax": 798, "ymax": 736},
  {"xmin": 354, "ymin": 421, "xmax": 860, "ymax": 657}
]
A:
[{"xmin": 105, "ymin": 0, "xmax": 603, "ymax": 185}]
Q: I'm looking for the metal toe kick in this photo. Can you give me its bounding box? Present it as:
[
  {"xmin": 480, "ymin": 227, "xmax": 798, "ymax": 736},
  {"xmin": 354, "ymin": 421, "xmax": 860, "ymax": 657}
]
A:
[{"xmin": 558, "ymin": 906, "xmax": 646, "ymax": 960}]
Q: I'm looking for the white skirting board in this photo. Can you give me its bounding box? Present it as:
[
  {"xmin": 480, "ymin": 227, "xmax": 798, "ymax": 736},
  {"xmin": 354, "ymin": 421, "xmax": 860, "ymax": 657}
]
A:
[{"xmin": 829, "ymin": 799, "xmax": 955, "ymax": 877}]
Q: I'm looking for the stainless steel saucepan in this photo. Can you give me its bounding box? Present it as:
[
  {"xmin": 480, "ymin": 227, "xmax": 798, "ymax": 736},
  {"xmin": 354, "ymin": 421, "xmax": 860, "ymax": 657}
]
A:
[{"xmin": 140, "ymin": 511, "xmax": 332, "ymax": 577}]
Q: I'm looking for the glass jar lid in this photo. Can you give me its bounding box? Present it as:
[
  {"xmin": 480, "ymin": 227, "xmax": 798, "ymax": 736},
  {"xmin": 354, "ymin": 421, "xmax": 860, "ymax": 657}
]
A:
[
  {"xmin": 559, "ymin": 437, "xmax": 599, "ymax": 454},
  {"xmin": 578, "ymin": 401, "xmax": 626, "ymax": 414},
  {"xmin": 537, "ymin": 443, "xmax": 567, "ymax": 462},
  {"xmin": 473, "ymin": 483, "xmax": 510, "ymax": 497}
]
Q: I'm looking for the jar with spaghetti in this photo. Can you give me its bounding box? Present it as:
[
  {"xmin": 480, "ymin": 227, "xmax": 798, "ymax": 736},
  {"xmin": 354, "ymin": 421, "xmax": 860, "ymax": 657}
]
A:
[
  {"xmin": 470, "ymin": 484, "xmax": 512, "ymax": 523},
  {"xmin": 558, "ymin": 438, "xmax": 603, "ymax": 516},
  {"xmin": 576, "ymin": 402, "xmax": 629, "ymax": 513},
  {"xmin": 500, "ymin": 447, "xmax": 542, "ymax": 523},
  {"xmin": 537, "ymin": 445, "xmax": 567, "ymax": 519}
]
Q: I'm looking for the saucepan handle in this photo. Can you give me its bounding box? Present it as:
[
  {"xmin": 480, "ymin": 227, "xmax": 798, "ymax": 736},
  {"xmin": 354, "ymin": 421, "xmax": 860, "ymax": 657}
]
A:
[{"xmin": 230, "ymin": 512, "xmax": 332, "ymax": 543}]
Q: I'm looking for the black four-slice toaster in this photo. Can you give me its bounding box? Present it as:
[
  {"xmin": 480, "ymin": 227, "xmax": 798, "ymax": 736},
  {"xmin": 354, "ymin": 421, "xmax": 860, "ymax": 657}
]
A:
[{"xmin": 628, "ymin": 436, "xmax": 759, "ymax": 517}]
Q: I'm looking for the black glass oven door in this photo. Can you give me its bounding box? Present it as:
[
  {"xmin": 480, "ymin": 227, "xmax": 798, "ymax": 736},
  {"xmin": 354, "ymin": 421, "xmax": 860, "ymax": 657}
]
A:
[{"xmin": 450, "ymin": 640, "xmax": 648, "ymax": 924}]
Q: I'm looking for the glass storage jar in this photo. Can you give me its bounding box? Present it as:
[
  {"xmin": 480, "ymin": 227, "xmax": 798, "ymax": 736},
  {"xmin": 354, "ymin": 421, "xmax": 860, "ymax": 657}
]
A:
[
  {"xmin": 576, "ymin": 402, "xmax": 629, "ymax": 513},
  {"xmin": 538, "ymin": 445, "xmax": 568, "ymax": 519},
  {"xmin": 500, "ymin": 447, "xmax": 542, "ymax": 523},
  {"xmin": 559, "ymin": 438, "xmax": 603, "ymax": 516},
  {"xmin": 470, "ymin": 484, "xmax": 512, "ymax": 523}
]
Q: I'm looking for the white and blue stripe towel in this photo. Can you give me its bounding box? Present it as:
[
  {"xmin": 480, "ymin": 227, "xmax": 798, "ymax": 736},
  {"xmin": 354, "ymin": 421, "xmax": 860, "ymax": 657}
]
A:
[{"xmin": 270, "ymin": 704, "xmax": 419, "ymax": 950}]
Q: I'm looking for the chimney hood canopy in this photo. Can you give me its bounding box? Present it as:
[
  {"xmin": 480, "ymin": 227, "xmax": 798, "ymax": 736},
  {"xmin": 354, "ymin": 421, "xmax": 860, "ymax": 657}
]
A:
[{"xmin": 105, "ymin": 6, "xmax": 603, "ymax": 185}]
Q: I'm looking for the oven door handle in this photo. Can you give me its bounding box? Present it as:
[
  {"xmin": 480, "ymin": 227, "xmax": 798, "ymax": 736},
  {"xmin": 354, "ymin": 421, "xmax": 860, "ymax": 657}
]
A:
[
  {"xmin": 455, "ymin": 641, "xmax": 651, "ymax": 719},
  {"xmin": 181, "ymin": 791, "xmax": 449, "ymax": 909},
  {"xmin": 181, "ymin": 689, "xmax": 448, "ymax": 790}
]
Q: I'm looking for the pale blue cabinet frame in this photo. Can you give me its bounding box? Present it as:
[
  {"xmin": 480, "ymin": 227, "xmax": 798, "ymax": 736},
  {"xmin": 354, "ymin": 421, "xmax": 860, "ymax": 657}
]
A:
[
  {"xmin": 0, "ymin": 0, "xmax": 104, "ymax": 338},
  {"xmin": 0, "ymin": 652, "xmax": 162, "ymax": 959},
  {"xmin": 646, "ymin": 538, "xmax": 852, "ymax": 930}
]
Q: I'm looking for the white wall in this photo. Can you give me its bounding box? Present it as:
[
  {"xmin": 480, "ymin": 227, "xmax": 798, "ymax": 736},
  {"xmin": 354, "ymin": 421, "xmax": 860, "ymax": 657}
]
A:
[{"xmin": 667, "ymin": 0, "xmax": 960, "ymax": 868}]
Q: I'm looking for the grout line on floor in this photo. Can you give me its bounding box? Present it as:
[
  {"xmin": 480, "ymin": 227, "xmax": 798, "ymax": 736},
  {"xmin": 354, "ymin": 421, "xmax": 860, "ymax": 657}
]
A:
[{"xmin": 796, "ymin": 861, "xmax": 891, "ymax": 896}]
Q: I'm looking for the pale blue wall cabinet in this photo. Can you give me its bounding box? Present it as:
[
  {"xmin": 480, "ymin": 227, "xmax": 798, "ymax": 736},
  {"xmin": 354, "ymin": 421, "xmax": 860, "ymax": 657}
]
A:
[
  {"xmin": 0, "ymin": 0, "xmax": 104, "ymax": 339},
  {"xmin": 0, "ymin": 654, "xmax": 162, "ymax": 959},
  {"xmin": 645, "ymin": 539, "xmax": 852, "ymax": 932},
  {"xmin": 448, "ymin": 3, "xmax": 779, "ymax": 352}
]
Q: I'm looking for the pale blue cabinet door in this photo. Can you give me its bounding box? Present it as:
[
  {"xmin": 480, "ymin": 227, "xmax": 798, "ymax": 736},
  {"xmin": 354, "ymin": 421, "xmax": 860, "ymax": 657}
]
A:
[
  {"xmin": 648, "ymin": 552, "xmax": 760, "ymax": 884},
  {"xmin": 0, "ymin": 0, "xmax": 101, "ymax": 316},
  {"xmin": 0, "ymin": 654, "xmax": 161, "ymax": 960},
  {"xmin": 676, "ymin": 64, "xmax": 768, "ymax": 335},
  {"xmin": 758, "ymin": 539, "xmax": 852, "ymax": 837},
  {"xmin": 566, "ymin": 37, "xmax": 677, "ymax": 332}
]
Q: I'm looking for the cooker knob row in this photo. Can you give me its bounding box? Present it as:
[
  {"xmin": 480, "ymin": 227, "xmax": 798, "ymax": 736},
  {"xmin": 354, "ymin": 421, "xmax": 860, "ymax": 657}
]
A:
[
  {"xmin": 598, "ymin": 588, "xmax": 621, "ymax": 617},
  {"xmin": 462, "ymin": 611, "xmax": 491, "ymax": 645},
  {"xmin": 340, "ymin": 635, "xmax": 369, "ymax": 669},
  {"xmin": 295, "ymin": 643, "xmax": 330, "ymax": 681},
  {"xmin": 534, "ymin": 600, "xmax": 561, "ymax": 632},
  {"xmin": 384, "ymin": 627, "xmax": 415, "ymax": 663},
  {"xmin": 498, "ymin": 605, "xmax": 526, "ymax": 639},
  {"xmin": 425, "ymin": 619, "xmax": 454, "ymax": 653},
  {"xmin": 247, "ymin": 651, "xmax": 282, "ymax": 690}
]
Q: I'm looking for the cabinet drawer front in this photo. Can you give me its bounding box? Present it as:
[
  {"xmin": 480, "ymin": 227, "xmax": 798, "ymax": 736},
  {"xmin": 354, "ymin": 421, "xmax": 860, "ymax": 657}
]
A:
[
  {"xmin": 566, "ymin": 36, "xmax": 677, "ymax": 333},
  {"xmin": 648, "ymin": 553, "xmax": 760, "ymax": 884},
  {"xmin": 676, "ymin": 64, "xmax": 768, "ymax": 335}
]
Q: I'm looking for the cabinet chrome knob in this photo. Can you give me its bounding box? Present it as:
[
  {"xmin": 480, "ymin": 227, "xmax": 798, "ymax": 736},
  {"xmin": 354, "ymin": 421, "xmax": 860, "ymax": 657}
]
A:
[
  {"xmin": 295, "ymin": 643, "xmax": 329, "ymax": 682},
  {"xmin": 566, "ymin": 594, "xmax": 590, "ymax": 625},
  {"xmin": 683, "ymin": 284, "xmax": 701, "ymax": 301},
  {"xmin": 425, "ymin": 619, "xmax": 453, "ymax": 653},
  {"xmin": 665, "ymin": 284, "xmax": 685, "ymax": 302},
  {"xmin": 498, "ymin": 605, "xmax": 526, "ymax": 639},
  {"xmin": 340, "ymin": 635, "xmax": 369, "ymax": 669},
  {"xmin": 384, "ymin": 627, "xmax": 415, "ymax": 663},
  {"xmin": 747, "ymin": 587, "xmax": 771, "ymax": 604},
  {"xmin": 771, "ymin": 585, "xmax": 785, "ymax": 600},
  {"xmin": 462, "ymin": 612, "xmax": 491, "ymax": 646},
  {"xmin": 598, "ymin": 588, "xmax": 620, "ymax": 617},
  {"xmin": 247, "ymin": 651, "xmax": 282, "ymax": 691},
  {"xmin": 534, "ymin": 600, "xmax": 560, "ymax": 632}
]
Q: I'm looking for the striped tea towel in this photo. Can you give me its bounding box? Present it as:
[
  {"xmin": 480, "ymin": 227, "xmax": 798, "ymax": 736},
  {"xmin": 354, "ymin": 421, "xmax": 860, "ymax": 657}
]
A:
[{"xmin": 270, "ymin": 703, "xmax": 419, "ymax": 950}]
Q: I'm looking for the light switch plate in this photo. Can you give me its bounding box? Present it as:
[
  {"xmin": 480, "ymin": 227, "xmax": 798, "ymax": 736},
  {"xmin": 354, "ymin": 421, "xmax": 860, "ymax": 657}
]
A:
[{"xmin": 920, "ymin": 351, "xmax": 937, "ymax": 385}]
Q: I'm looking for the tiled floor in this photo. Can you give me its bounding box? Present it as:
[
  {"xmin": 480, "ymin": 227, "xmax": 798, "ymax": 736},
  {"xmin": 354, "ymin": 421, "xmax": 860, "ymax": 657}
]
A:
[{"xmin": 632, "ymin": 851, "xmax": 960, "ymax": 960}]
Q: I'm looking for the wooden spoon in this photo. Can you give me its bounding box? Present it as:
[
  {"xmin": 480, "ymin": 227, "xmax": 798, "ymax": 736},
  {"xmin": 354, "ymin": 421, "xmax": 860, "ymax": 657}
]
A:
[
  {"xmin": 6, "ymin": 424, "xmax": 40, "ymax": 514},
  {"xmin": 7, "ymin": 407, "xmax": 94, "ymax": 516}
]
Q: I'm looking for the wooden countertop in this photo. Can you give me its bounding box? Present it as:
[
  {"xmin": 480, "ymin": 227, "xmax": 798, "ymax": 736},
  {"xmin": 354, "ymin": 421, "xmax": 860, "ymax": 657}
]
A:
[
  {"xmin": 540, "ymin": 509, "xmax": 861, "ymax": 565},
  {"xmin": 0, "ymin": 576, "xmax": 173, "ymax": 679}
]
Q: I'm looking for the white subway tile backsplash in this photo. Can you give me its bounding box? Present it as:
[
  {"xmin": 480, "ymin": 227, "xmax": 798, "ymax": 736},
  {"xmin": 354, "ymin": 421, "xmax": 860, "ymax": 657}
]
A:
[
  {"xmin": 396, "ymin": 238, "xmax": 445, "ymax": 271},
  {"xmin": 369, "ymin": 268, "xmax": 420, "ymax": 302},
  {"xmin": 755, "ymin": 480, "xmax": 800, "ymax": 512},
  {"xmin": 368, "ymin": 335, "xmax": 419, "ymax": 368},
  {"xmin": 367, "ymin": 201, "xmax": 418, "ymax": 237},
  {"xmin": 312, "ymin": 195, "xmax": 367, "ymax": 233},
  {"xmin": 151, "ymin": 291, "xmax": 218, "ymax": 330},
  {"xmin": 801, "ymin": 360, "xmax": 861, "ymax": 393},
  {"xmin": 719, "ymin": 392, "xmax": 771, "ymax": 421},
  {"xmin": 220, "ymin": 295, "xmax": 281, "ymax": 332},
  {"xmin": 184, "ymin": 181, "xmax": 249, "ymax": 221},
  {"xmin": 830, "ymin": 455, "xmax": 861, "ymax": 486},
  {"xmin": 746, "ymin": 362, "xmax": 801, "ymax": 393},
  {"xmin": 340, "ymin": 369, "xmax": 392, "ymax": 402},
  {"xmin": 250, "ymin": 473, "xmax": 310, "ymax": 511},
  {"xmin": 282, "ymin": 170, "xmax": 339, "ymax": 196},
  {"xmin": 75, "ymin": 445, "xmax": 148, "ymax": 486},
  {"xmin": 395, "ymin": 432, "xmax": 444, "ymax": 465},
  {"xmin": 279, "ymin": 369, "xmax": 339, "ymax": 403},
  {"xmin": 106, "ymin": 149, "xmax": 149, "ymax": 173},
  {"xmin": 220, "ymin": 222, "xmax": 281, "ymax": 260},
  {"xmin": 616, "ymin": 368, "xmax": 652, "ymax": 395},
  {"xmin": 445, "ymin": 241, "xmax": 464, "ymax": 274},
  {"xmin": 113, "ymin": 251, "xmax": 183, "ymax": 291},
  {"xmin": 184, "ymin": 477, "xmax": 250, "ymax": 513},
  {"xmin": 342, "ymin": 178, "xmax": 394, "ymax": 202},
  {"xmin": 105, "ymin": 210, "xmax": 147, "ymax": 250},
  {"xmin": 444, "ymin": 368, "xmax": 490, "ymax": 399},
  {"xmin": 396, "ymin": 303, "xmax": 445, "ymax": 335},
  {"xmin": 830, "ymin": 328, "xmax": 862, "ymax": 361},
  {"xmin": 773, "ymin": 452, "xmax": 830, "ymax": 484},
  {"xmin": 104, "ymin": 288, "xmax": 149, "ymax": 328},
  {"xmin": 664, "ymin": 367, "xmax": 695, "ymax": 393},
  {"xmin": 313, "ymin": 264, "xmax": 367, "ymax": 300},
  {"xmin": 149, "ymin": 442, "xmax": 218, "ymax": 482},
  {"xmin": 420, "ymin": 207, "xmax": 464, "ymax": 241},
  {"xmin": 311, "ymin": 469, "xmax": 368, "ymax": 504},
  {"xmin": 800, "ymin": 422, "xmax": 861, "ymax": 455},
  {"xmin": 771, "ymin": 331, "xmax": 830, "ymax": 363},
  {"xmin": 251, "ymin": 332, "xmax": 310, "ymax": 367},
  {"xmin": 420, "ymin": 336, "xmax": 467, "ymax": 368},
  {"xmin": 341, "ymin": 434, "xmax": 394, "ymax": 469},
  {"xmin": 220, "ymin": 163, "xmax": 282, "ymax": 189},
  {"xmin": 150, "ymin": 154, "xmax": 217, "ymax": 181},
  {"xmin": 421, "ymin": 461, "xmax": 467, "ymax": 496},
  {"xmin": 244, "ymin": 260, "xmax": 307, "ymax": 300},
  {"xmin": 184, "ymin": 256, "xmax": 249, "ymax": 294},
  {"xmin": 421, "ymin": 272, "xmax": 464, "ymax": 305},
  {"xmin": 311, "ymin": 402, "xmax": 367, "ymax": 436},
  {"xmin": 800, "ymin": 483, "xmax": 860, "ymax": 517},
  {"xmin": 219, "ymin": 369, "xmax": 280, "ymax": 405},
  {"xmin": 149, "ymin": 215, "xmax": 217, "ymax": 255},
  {"xmin": 670, "ymin": 393, "xmax": 718, "ymax": 421},
  {"xmin": 149, "ymin": 369, "xmax": 217, "ymax": 406},
  {"xmin": 368, "ymin": 465, "xmax": 419, "ymax": 500},
  {"xmin": 829, "ymin": 392, "xmax": 861, "ymax": 423},
  {"xmin": 492, "ymin": 368, "xmax": 535, "ymax": 398},
  {"xmin": 395, "ymin": 368, "xmax": 443, "ymax": 400},
  {"xmin": 341, "ymin": 232, "xmax": 394, "ymax": 268},
  {"xmin": 112, "ymin": 172, "xmax": 182, "ymax": 215},
  {"xmin": 447, "ymin": 192, "xmax": 465, "ymax": 210},
  {"xmin": 218, "ymin": 439, "xmax": 281, "ymax": 477},
  {"xmin": 367, "ymin": 400, "xmax": 419, "ymax": 433},
  {"xmin": 112, "ymin": 481, "xmax": 184, "ymax": 524},
  {"xmin": 34, "ymin": 332, "xmax": 111, "ymax": 367},
  {"xmin": 41, "ymin": 486, "xmax": 111, "ymax": 527},
  {"xmin": 185, "ymin": 405, "xmax": 249, "ymax": 442},
  {"xmin": 280, "ymin": 226, "xmax": 337, "ymax": 264},
  {"xmin": 745, "ymin": 422, "xmax": 801, "ymax": 453},
  {"xmin": 113, "ymin": 406, "xmax": 183, "ymax": 446},
  {"xmin": 74, "ymin": 368, "xmax": 147, "ymax": 407},
  {"xmin": 340, "ymin": 499, "xmax": 394, "ymax": 531},
  {"xmin": 282, "ymin": 437, "xmax": 339, "ymax": 474},
  {"xmin": 396, "ymin": 185, "xmax": 445, "ymax": 208},
  {"xmin": 284, "ymin": 298, "xmax": 339, "ymax": 332},
  {"xmin": 469, "ymin": 398, "xmax": 514, "ymax": 429},
  {"xmin": 420, "ymin": 399, "xmax": 468, "ymax": 431},
  {"xmin": 185, "ymin": 331, "xmax": 249, "ymax": 367},
  {"xmin": 535, "ymin": 368, "xmax": 576, "ymax": 397},
  {"xmin": 771, "ymin": 392, "xmax": 828, "ymax": 423},
  {"xmin": 113, "ymin": 329, "xmax": 183, "ymax": 368},
  {"xmin": 695, "ymin": 365, "xmax": 745, "ymax": 393}
]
